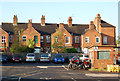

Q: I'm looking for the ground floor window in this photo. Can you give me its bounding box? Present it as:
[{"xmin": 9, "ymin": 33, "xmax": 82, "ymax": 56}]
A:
[{"xmin": 97, "ymin": 51, "xmax": 110, "ymax": 59}]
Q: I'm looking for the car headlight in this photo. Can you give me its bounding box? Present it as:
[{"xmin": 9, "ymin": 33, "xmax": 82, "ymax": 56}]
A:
[{"xmin": 62, "ymin": 59, "xmax": 64, "ymax": 61}]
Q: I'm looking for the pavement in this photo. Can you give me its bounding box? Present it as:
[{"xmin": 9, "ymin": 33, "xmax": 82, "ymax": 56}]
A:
[{"xmin": 1, "ymin": 62, "xmax": 120, "ymax": 81}]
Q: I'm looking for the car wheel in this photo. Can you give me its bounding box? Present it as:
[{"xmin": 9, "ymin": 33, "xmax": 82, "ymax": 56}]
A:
[{"xmin": 72, "ymin": 64, "xmax": 77, "ymax": 70}]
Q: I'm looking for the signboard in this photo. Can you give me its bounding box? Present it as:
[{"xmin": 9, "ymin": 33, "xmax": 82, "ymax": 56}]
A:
[{"xmin": 94, "ymin": 47, "xmax": 98, "ymax": 51}]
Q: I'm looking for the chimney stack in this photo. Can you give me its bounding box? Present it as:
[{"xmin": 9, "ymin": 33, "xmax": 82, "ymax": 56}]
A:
[
  {"xmin": 94, "ymin": 13, "xmax": 101, "ymax": 31},
  {"xmin": 13, "ymin": 15, "xmax": 18, "ymax": 26},
  {"xmin": 89, "ymin": 21, "xmax": 95, "ymax": 30},
  {"xmin": 28, "ymin": 19, "xmax": 32, "ymax": 28},
  {"xmin": 59, "ymin": 23, "xmax": 64, "ymax": 31},
  {"xmin": 68, "ymin": 17, "xmax": 72, "ymax": 27},
  {"xmin": 41, "ymin": 15, "xmax": 45, "ymax": 26}
]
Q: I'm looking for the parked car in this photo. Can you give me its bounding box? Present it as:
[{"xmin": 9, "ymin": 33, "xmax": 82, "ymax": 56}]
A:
[
  {"xmin": 40, "ymin": 54, "xmax": 50, "ymax": 62},
  {"xmin": 0, "ymin": 55, "xmax": 8, "ymax": 63},
  {"xmin": 26, "ymin": 53, "xmax": 36, "ymax": 62},
  {"xmin": 12, "ymin": 55, "xmax": 22, "ymax": 62},
  {"xmin": 53, "ymin": 54, "xmax": 64, "ymax": 63},
  {"xmin": 79, "ymin": 54, "xmax": 89, "ymax": 62}
]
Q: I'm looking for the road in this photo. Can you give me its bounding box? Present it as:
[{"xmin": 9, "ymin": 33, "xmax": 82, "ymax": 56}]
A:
[{"xmin": 1, "ymin": 62, "xmax": 119, "ymax": 81}]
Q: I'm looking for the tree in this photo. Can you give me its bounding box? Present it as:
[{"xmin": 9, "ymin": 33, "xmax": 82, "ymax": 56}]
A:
[
  {"xmin": 26, "ymin": 39, "xmax": 35, "ymax": 48},
  {"xmin": 116, "ymin": 36, "xmax": 120, "ymax": 44},
  {"xmin": 52, "ymin": 28, "xmax": 65, "ymax": 53}
]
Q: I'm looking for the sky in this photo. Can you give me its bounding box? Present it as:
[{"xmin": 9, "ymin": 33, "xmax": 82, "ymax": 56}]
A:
[{"xmin": 0, "ymin": 0, "xmax": 119, "ymax": 37}]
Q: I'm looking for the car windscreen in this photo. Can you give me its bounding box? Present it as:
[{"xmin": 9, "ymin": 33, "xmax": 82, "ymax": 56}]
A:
[
  {"xmin": 13, "ymin": 55, "xmax": 21, "ymax": 57},
  {"xmin": 2, "ymin": 55, "xmax": 7, "ymax": 58},
  {"xmin": 41, "ymin": 55, "xmax": 48, "ymax": 57},
  {"xmin": 55, "ymin": 55, "xmax": 63, "ymax": 58},
  {"xmin": 27, "ymin": 54, "xmax": 35, "ymax": 56},
  {"xmin": 85, "ymin": 55, "xmax": 89, "ymax": 57}
]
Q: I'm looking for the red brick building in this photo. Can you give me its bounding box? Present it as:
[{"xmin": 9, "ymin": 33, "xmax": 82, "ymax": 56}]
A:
[{"xmin": 0, "ymin": 14, "xmax": 116, "ymax": 53}]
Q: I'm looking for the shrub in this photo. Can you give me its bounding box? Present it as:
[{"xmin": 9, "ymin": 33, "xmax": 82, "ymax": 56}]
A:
[{"xmin": 64, "ymin": 48, "xmax": 78, "ymax": 53}]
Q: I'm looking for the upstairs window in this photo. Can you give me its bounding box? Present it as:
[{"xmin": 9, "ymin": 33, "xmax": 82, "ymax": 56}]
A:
[
  {"xmin": 103, "ymin": 36, "xmax": 107, "ymax": 44},
  {"xmin": 22, "ymin": 36, "xmax": 26, "ymax": 42},
  {"xmin": 85, "ymin": 37, "xmax": 89, "ymax": 43},
  {"xmin": 34, "ymin": 36, "xmax": 38, "ymax": 43},
  {"xmin": 1, "ymin": 36, "xmax": 6, "ymax": 43},
  {"xmin": 96, "ymin": 37, "xmax": 100, "ymax": 43},
  {"xmin": 41, "ymin": 36, "xmax": 44, "ymax": 43},
  {"xmin": 46, "ymin": 35, "xmax": 50, "ymax": 43},
  {"xmin": 54, "ymin": 36, "xmax": 58, "ymax": 43},
  {"xmin": 65, "ymin": 37, "xmax": 70, "ymax": 44},
  {"xmin": 75, "ymin": 36, "xmax": 79, "ymax": 43}
]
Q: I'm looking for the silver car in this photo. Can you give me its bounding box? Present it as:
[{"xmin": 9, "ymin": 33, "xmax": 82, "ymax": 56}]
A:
[
  {"xmin": 26, "ymin": 53, "xmax": 36, "ymax": 62},
  {"xmin": 40, "ymin": 54, "xmax": 50, "ymax": 62}
]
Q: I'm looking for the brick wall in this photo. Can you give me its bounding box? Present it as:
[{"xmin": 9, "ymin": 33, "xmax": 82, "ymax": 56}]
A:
[
  {"xmin": 21, "ymin": 26, "xmax": 41, "ymax": 47},
  {"xmin": 0, "ymin": 28, "xmax": 9, "ymax": 51},
  {"xmin": 82, "ymin": 29, "xmax": 102, "ymax": 49},
  {"xmin": 89, "ymin": 46, "xmax": 115, "ymax": 69}
]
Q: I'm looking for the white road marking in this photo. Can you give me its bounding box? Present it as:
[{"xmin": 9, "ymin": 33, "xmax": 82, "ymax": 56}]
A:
[
  {"xmin": 37, "ymin": 66, "xmax": 48, "ymax": 68},
  {"xmin": 62, "ymin": 65, "xmax": 69, "ymax": 70},
  {"xmin": 37, "ymin": 65, "xmax": 65, "ymax": 68},
  {"xmin": 85, "ymin": 74, "xmax": 119, "ymax": 77},
  {"xmin": 71, "ymin": 77, "xmax": 76, "ymax": 81},
  {"xmin": 40, "ymin": 78, "xmax": 53, "ymax": 79}
]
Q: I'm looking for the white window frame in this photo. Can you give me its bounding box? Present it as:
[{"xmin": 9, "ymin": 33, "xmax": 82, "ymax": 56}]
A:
[
  {"xmin": 96, "ymin": 37, "xmax": 100, "ymax": 43},
  {"xmin": 1, "ymin": 36, "xmax": 6, "ymax": 43},
  {"xmin": 22, "ymin": 36, "xmax": 27, "ymax": 42},
  {"xmin": 75, "ymin": 36, "xmax": 79, "ymax": 43},
  {"xmin": 65, "ymin": 37, "xmax": 70, "ymax": 44},
  {"xmin": 41, "ymin": 36, "xmax": 44, "ymax": 43},
  {"xmin": 85, "ymin": 37, "xmax": 89, "ymax": 43},
  {"xmin": 46, "ymin": 35, "xmax": 50, "ymax": 43},
  {"xmin": 103, "ymin": 36, "xmax": 107, "ymax": 44}
]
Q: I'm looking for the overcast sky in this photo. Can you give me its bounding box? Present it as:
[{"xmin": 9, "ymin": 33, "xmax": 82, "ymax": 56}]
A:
[{"xmin": 0, "ymin": 0, "xmax": 119, "ymax": 37}]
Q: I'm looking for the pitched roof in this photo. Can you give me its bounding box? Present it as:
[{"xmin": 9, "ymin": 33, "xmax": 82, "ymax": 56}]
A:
[
  {"xmin": 1, "ymin": 19, "xmax": 115, "ymax": 35},
  {"xmin": 64, "ymin": 24, "xmax": 89, "ymax": 35},
  {"xmin": 101, "ymin": 20, "xmax": 115, "ymax": 27}
]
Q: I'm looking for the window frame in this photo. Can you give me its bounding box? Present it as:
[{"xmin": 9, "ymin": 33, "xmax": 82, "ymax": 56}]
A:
[
  {"xmin": 103, "ymin": 36, "xmax": 107, "ymax": 44},
  {"xmin": 65, "ymin": 37, "xmax": 70, "ymax": 44},
  {"xmin": 41, "ymin": 36, "xmax": 44, "ymax": 43},
  {"xmin": 34, "ymin": 35, "xmax": 38, "ymax": 44},
  {"xmin": 54, "ymin": 36, "xmax": 58, "ymax": 43},
  {"xmin": 75, "ymin": 36, "xmax": 79, "ymax": 43},
  {"xmin": 85, "ymin": 37, "xmax": 89, "ymax": 43},
  {"xmin": 1, "ymin": 36, "xmax": 6, "ymax": 43},
  {"xmin": 46, "ymin": 35, "xmax": 50, "ymax": 43},
  {"xmin": 22, "ymin": 35, "xmax": 27, "ymax": 42},
  {"xmin": 96, "ymin": 37, "xmax": 100, "ymax": 43}
]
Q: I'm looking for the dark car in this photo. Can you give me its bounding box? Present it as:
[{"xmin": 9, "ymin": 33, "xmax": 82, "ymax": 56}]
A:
[
  {"xmin": 12, "ymin": 55, "xmax": 22, "ymax": 62},
  {"xmin": 53, "ymin": 54, "xmax": 64, "ymax": 63},
  {"xmin": 0, "ymin": 55, "xmax": 8, "ymax": 63}
]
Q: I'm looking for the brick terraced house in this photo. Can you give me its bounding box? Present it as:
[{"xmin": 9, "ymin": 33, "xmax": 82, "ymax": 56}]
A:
[{"xmin": 0, "ymin": 14, "xmax": 116, "ymax": 53}]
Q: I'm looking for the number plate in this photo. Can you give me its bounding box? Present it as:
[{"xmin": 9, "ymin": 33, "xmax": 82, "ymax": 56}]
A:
[{"xmin": 29, "ymin": 58, "xmax": 32, "ymax": 59}]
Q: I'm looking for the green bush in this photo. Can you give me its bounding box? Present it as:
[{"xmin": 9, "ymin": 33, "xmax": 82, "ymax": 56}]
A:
[
  {"xmin": 10, "ymin": 44, "xmax": 34, "ymax": 53},
  {"xmin": 64, "ymin": 48, "xmax": 78, "ymax": 53}
]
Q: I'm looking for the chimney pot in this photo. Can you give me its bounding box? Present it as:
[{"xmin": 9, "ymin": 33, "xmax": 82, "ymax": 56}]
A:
[
  {"xmin": 89, "ymin": 21, "xmax": 95, "ymax": 30},
  {"xmin": 97, "ymin": 13, "xmax": 100, "ymax": 17},
  {"xmin": 28, "ymin": 19, "xmax": 32, "ymax": 27},
  {"xmin": 13, "ymin": 15, "xmax": 18, "ymax": 26},
  {"xmin": 68, "ymin": 17, "xmax": 72, "ymax": 27},
  {"xmin": 41, "ymin": 15, "xmax": 45, "ymax": 26}
]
